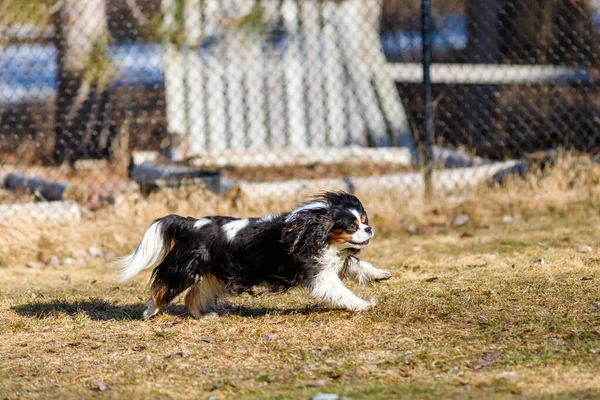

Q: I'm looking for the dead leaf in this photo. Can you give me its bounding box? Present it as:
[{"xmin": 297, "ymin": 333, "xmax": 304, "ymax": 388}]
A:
[
  {"xmin": 95, "ymin": 379, "xmax": 109, "ymax": 392},
  {"xmin": 307, "ymin": 378, "xmax": 327, "ymax": 387},
  {"xmin": 578, "ymin": 245, "xmax": 593, "ymax": 253},
  {"xmin": 496, "ymin": 371, "xmax": 519, "ymax": 381}
]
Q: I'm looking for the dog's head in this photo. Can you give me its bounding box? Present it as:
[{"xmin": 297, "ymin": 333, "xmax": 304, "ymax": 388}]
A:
[{"xmin": 281, "ymin": 192, "xmax": 374, "ymax": 254}]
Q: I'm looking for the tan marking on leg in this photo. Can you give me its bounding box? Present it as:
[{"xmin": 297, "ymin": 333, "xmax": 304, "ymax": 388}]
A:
[
  {"xmin": 151, "ymin": 285, "xmax": 169, "ymax": 309},
  {"xmin": 184, "ymin": 283, "xmax": 204, "ymax": 319},
  {"xmin": 184, "ymin": 274, "xmax": 226, "ymax": 318}
]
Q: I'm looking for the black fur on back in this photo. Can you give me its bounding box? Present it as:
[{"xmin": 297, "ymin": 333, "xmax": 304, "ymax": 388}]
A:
[{"xmin": 149, "ymin": 192, "xmax": 366, "ymax": 300}]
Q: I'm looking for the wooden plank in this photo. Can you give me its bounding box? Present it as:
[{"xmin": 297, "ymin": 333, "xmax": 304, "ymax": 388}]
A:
[
  {"xmin": 205, "ymin": 55, "xmax": 228, "ymax": 151},
  {"xmin": 384, "ymin": 63, "xmax": 594, "ymax": 84},
  {"xmin": 223, "ymin": 33, "xmax": 247, "ymax": 150},
  {"xmin": 345, "ymin": 82, "xmax": 367, "ymax": 146},
  {"xmin": 225, "ymin": 46, "xmax": 247, "ymax": 149},
  {"xmin": 299, "ymin": 1, "xmax": 327, "ymax": 147},
  {"xmin": 187, "ymin": 146, "xmax": 413, "ymax": 168},
  {"xmin": 184, "ymin": 0, "xmax": 206, "ymax": 156},
  {"xmin": 265, "ymin": 53, "xmax": 287, "ymax": 148},
  {"xmin": 332, "ymin": 1, "xmax": 390, "ymax": 146},
  {"xmin": 245, "ymin": 43, "xmax": 269, "ymax": 149},
  {"xmin": 202, "ymin": 0, "xmax": 227, "ymax": 151},
  {"xmin": 346, "ymin": 0, "xmax": 413, "ymax": 149},
  {"xmin": 203, "ymin": 0, "xmax": 221, "ymax": 34},
  {"xmin": 282, "ymin": 0, "xmax": 308, "ymax": 149},
  {"xmin": 162, "ymin": 44, "xmax": 188, "ymax": 153},
  {"xmin": 186, "ymin": 52, "xmax": 206, "ymax": 155},
  {"xmin": 260, "ymin": 1, "xmax": 285, "ymax": 148},
  {"xmin": 321, "ymin": 3, "xmax": 347, "ymax": 146},
  {"xmin": 161, "ymin": 0, "xmax": 187, "ymax": 159}
]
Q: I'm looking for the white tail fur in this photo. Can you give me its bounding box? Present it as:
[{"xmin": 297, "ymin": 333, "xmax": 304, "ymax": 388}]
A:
[{"xmin": 119, "ymin": 221, "xmax": 167, "ymax": 282}]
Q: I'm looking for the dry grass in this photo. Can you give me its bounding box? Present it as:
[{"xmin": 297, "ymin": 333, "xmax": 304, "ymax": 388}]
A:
[{"xmin": 1, "ymin": 157, "xmax": 600, "ymax": 399}]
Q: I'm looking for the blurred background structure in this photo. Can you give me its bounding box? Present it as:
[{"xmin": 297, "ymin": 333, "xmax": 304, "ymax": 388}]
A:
[{"xmin": 0, "ymin": 0, "xmax": 598, "ymax": 215}]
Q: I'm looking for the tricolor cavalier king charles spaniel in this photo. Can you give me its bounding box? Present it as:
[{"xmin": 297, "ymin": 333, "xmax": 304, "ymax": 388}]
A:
[{"xmin": 119, "ymin": 192, "xmax": 392, "ymax": 318}]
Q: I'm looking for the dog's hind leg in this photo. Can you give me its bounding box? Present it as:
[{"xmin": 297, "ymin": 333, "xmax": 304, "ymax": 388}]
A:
[
  {"xmin": 144, "ymin": 297, "xmax": 160, "ymax": 318},
  {"xmin": 145, "ymin": 275, "xmax": 196, "ymax": 319},
  {"xmin": 143, "ymin": 284, "xmax": 176, "ymax": 319},
  {"xmin": 184, "ymin": 274, "xmax": 226, "ymax": 318},
  {"xmin": 142, "ymin": 286, "xmax": 166, "ymax": 319}
]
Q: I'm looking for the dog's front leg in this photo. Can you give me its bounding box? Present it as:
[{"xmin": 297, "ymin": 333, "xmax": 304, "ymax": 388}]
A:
[
  {"xmin": 345, "ymin": 258, "xmax": 392, "ymax": 285},
  {"xmin": 309, "ymin": 271, "xmax": 373, "ymax": 311}
]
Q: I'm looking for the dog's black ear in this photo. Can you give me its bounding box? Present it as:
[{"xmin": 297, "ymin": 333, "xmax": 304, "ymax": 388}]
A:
[{"xmin": 281, "ymin": 209, "xmax": 332, "ymax": 255}]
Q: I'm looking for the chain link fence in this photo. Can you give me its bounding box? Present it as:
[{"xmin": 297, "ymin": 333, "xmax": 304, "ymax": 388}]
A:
[{"xmin": 1, "ymin": 0, "xmax": 598, "ymax": 218}]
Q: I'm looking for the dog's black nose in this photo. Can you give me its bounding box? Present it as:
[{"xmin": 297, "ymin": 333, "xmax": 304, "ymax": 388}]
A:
[{"xmin": 364, "ymin": 226, "xmax": 373, "ymax": 235}]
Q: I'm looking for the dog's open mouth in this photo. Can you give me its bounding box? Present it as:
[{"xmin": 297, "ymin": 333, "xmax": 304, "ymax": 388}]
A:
[{"xmin": 351, "ymin": 239, "xmax": 370, "ymax": 246}]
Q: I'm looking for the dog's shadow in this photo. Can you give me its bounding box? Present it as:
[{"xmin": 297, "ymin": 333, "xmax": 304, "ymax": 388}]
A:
[{"xmin": 11, "ymin": 299, "xmax": 331, "ymax": 321}]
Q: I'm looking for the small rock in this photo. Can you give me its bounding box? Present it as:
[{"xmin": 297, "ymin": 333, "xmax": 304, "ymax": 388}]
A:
[
  {"xmin": 578, "ymin": 245, "xmax": 593, "ymax": 253},
  {"xmin": 202, "ymin": 336, "xmax": 216, "ymax": 343},
  {"xmin": 452, "ymin": 213, "xmax": 470, "ymax": 226},
  {"xmin": 496, "ymin": 371, "xmax": 519, "ymax": 381},
  {"xmin": 312, "ymin": 394, "xmax": 338, "ymax": 400},
  {"xmin": 307, "ymin": 378, "xmax": 327, "ymax": 387},
  {"xmin": 104, "ymin": 252, "xmax": 116, "ymax": 261},
  {"xmin": 502, "ymin": 215, "xmax": 515, "ymax": 223},
  {"xmin": 88, "ymin": 247, "xmax": 103, "ymax": 258},
  {"xmin": 26, "ymin": 261, "xmax": 44, "ymax": 270},
  {"xmin": 532, "ymin": 258, "xmax": 545, "ymax": 265},
  {"xmin": 469, "ymin": 259, "xmax": 488, "ymax": 268},
  {"xmin": 48, "ymin": 256, "xmax": 60, "ymax": 266},
  {"xmin": 502, "ymin": 215, "xmax": 520, "ymax": 224},
  {"xmin": 263, "ymin": 334, "xmax": 280, "ymax": 341},
  {"xmin": 61, "ymin": 257, "xmax": 76, "ymax": 265},
  {"xmin": 95, "ymin": 379, "xmax": 109, "ymax": 391}
]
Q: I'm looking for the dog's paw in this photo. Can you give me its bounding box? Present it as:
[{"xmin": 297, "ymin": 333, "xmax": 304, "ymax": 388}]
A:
[
  {"xmin": 371, "ymin": 269, "xmax": 393, "ymax": 281},
  {"xmin": 143, "ymin": 299, "xmax": 159, "ymax": 319},
  {"xmin": 348, "ymin": 299, "xmax": 374, "ymax": 312}
]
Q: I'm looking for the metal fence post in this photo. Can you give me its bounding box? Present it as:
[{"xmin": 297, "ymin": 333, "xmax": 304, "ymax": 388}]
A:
[{"xmin": 421, "ymin": 0, "xmax": 434, "ymax": 198}]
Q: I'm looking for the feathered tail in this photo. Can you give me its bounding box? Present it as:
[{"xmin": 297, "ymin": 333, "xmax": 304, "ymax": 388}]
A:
[{"xmin": 119, "ymin": 218, "xmax": 172, "ymax": 282}]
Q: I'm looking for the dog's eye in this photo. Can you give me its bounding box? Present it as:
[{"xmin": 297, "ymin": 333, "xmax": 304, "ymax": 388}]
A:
[{"xmin": 347, "ymin": 223, "xmax": 358, "ymax": 233}]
